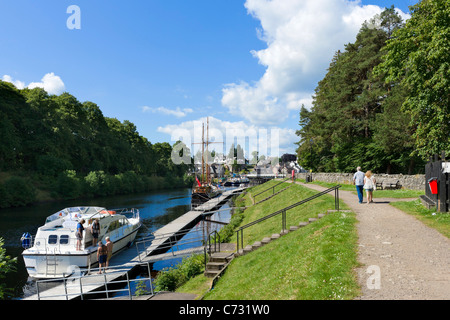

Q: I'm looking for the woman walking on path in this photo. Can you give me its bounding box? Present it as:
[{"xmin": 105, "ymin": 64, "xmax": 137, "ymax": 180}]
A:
[{"xmin": 363, "ymin": 171, "xmax": 376, "ymax": 204}]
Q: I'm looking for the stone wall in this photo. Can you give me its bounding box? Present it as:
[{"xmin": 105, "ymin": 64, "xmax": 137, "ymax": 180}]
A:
[{"xmin": 295, "ymin": 172, "xmax": 426, "ymax": 191}]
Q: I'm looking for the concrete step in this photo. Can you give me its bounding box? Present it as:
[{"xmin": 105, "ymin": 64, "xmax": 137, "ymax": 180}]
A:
[
  {"xmin": 261, "ymin": 237, "xmax": 271, "ymax": 245},
  {"xmin": 299, "ymin": 221, "xmax": 309, "ymax": 227},
  {"xmin": 252, "ymin": 241, "xmax": 262, "ymax": 249},
  {"xmin": 210, "ymin": 252, "xmax": 234, "ymax": 263},
  {"xmin": 206, "ymin": 262, "xmax": 226, "ymax": 271},
  {"xmin": 271, "ymin": 233, "xmax": 280, "ymax": 240},
  {"xmin": 289, "ymin": 225, "xmax": 299, "ymax": 231},
  {"xmin": 204, "ymin": 269, "xmax": 221, "ymax": 278}
]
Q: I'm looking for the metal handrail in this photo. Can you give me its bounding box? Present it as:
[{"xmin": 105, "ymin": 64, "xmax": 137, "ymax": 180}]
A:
[
  {"xmin": 236, "ymin": 185, "xmax": 341, "ymax": 251},
  {"xmin": 35, "ymin": 262, "xmax": 155, "ymax": 300},
  {"xmin": 253, "ymin": 177, "xmax": 291, "ymax": 198},
  {"xmin": 207, "ymin": 230, "xmax": 221, "ymax": 254},
  {"xmin": 135, "ymin": 229, "xmax": 205, "ymax": 262}
]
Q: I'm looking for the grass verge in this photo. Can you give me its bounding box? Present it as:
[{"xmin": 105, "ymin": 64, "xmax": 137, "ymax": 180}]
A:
[
  {"xmin": 203, "ymin": 210, "xmax": 360, "ymax": 300},
  {"xmin": 390, "ymin": 199, "xmax": 450, "ymax": 239},
  {"xmin": 177, "ymin": 181, "xmax": 360, "ymax": 300}
]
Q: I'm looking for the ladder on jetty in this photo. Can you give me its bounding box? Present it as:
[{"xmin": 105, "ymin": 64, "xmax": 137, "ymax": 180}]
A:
[{"xmin": 24, "ymin": 186, "xmax": 248, "ymax": 300}]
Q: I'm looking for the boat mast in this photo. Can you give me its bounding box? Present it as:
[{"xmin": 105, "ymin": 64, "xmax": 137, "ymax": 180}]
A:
[
  {"xmin": 206, "ymin": 118, "xmax": 210, "ymax": 185},
  {"xmin": 201, "ymin": 122, "xmax": 205, "ymax": 185}
]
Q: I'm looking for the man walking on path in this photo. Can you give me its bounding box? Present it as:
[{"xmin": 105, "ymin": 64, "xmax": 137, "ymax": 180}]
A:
[{"xmin": 353, "ymin": 167, "xmax": 365, "ymax": 204}]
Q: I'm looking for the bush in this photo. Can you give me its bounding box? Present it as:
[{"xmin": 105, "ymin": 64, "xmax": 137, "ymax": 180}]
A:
[
  {"xmin": 36, "ymin": 155, "xmax": 72, "ymax": 177},
  {"xmin": 215, "ymin": 212, "xmax": 244, "ymax": 243},
  {"xmin": 3, "ymin": 176, "xmax": 36, "ymax": 207},
  {"xmin": 0, "ymin": 183, "xmax": 11, "ymax": 208},
  {"xmin": 154, "ymin": 265, "xmax": 185, "ymax": 292},
  {"xmin": 84, "ymin": 170, "xmax": 109, "ymax": 196},
  {"xmin": 154, "ymin": 254, "xmax": 205, "ymax": 292},
  {"xmin": 54, "ymin": 170, "xmax": 82, "ymax": 199}
]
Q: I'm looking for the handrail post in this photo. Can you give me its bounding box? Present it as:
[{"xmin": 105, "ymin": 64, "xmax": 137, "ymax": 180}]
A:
[
  {"xmin": 126, "ymin": 272, "xmax": 132, "ymax": 300},
  {"xmin": 36, "ymin": 281, "xmax": 40, "ymax": 300},
  {"xmin": 64, "ymin": 277, "xmax": 68, "ymax": 300},
  {"xmin": 241, "ymin": 229, "xmax": 244, "ymax": 250},
  {"xmin": 79, "ymin": 276, "xmax": 84, "ymax": 300},
  {"xmin": 104, "ymin": 273, "xmax": 109, "ymax": 299},
  {"xmin": 148, "ymin": 262, "xmax": 154, "ymax": 296}
]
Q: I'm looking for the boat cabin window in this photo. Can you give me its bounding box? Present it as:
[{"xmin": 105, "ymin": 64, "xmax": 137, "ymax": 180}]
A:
[
  {"xmin": 60, "ymin": 235, "xmax": 69, "ymax": 245},
  {"xmin": 107, "ymin": 220, "xmax": 120, "ymax": 232},
  {"xmin": 48, "ymin": 235, "xmax": 58, "ymax": 244}
]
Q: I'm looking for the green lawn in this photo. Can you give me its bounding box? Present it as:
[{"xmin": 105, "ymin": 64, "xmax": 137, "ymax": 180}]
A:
[
  {"xmin": 203, "ymin": 209, "xmax": 360, "ymax": 300},
  {"xmin": 238, "ymin": 182, "xmax": 349, "ymax": 248},
  {"xmin": 390, "ymin": 199, "xmax": 450, "ymax": 239},
  {"xmin": 177, "ymin": 181, "xmax": 360, "ymax": 300}
]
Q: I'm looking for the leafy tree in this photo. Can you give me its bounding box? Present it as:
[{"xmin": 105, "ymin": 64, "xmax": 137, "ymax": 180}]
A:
[
  {"xmin": 0, "ymin": 237, "xmax": 17, "ymax": 299},
  {"xmin": 296, "ymin": 7, "xmax": 417, "ymax": 173},
  {"xmin": 375, "ymin": 0, "xmax": 450, "ymax": 157},
  {"xmin": 0, "ymin": 79, "xmax": 193, "ymax": 208}
]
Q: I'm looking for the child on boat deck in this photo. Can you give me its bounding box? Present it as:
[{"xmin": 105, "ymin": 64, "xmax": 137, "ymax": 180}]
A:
[{"xmin": 97, "ymin": 241, "xmax": 108, "ymax": 274}]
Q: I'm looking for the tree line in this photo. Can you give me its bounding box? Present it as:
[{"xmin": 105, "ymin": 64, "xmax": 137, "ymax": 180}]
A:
[
  {"xmin": 296, "ymin": 1, "xmax": 449, "ymax": 174},
  {"xmin": 0, "ymin": 81, "xmax": 193, "ymax": 208}
]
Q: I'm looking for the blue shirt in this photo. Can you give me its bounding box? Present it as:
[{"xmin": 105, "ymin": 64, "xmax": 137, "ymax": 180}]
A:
[{"xmin": 353, "ymin": 171, "xmax": 365, "ymax": 186}]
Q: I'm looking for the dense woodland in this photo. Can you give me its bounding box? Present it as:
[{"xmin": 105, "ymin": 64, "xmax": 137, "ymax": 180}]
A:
[
  {"xmin": 0, "ymin": 81, "xmax": 193, "ymax": 208},
  {"xmin": 296, "ymin": 1, "xmax": 449, "ymax": 174}
]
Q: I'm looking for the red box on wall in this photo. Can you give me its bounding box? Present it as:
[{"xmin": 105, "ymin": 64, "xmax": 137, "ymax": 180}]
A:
[{"xmin": 428, "ymin": 178, "xmax": 438, "ymax": 195}]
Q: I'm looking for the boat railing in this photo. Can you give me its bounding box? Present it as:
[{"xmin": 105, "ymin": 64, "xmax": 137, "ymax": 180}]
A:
[{"xmin": 109, "ymin": 208, "xmax": 140, "ymax": 220}]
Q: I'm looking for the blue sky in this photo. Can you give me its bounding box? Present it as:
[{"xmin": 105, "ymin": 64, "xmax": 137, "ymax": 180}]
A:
[{"xmin": 0, "ymin": 0, "xmax": 419, "ymax": 157}]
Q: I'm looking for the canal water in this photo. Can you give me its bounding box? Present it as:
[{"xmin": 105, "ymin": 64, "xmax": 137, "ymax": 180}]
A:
[{"xmin": 0, "ymin": 187, "xmax": 235, "ymax": 300}]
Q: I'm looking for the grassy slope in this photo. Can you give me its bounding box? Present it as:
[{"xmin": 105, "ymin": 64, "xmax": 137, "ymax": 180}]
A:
[{"xmin": 199, "ymin": 181, "xmax": 360, "ymax": 300}]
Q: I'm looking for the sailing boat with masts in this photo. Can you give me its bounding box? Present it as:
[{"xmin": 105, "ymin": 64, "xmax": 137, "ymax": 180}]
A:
[{"xmin": 191, "ymin": 118, "xmax": 222, "ymax": 207}]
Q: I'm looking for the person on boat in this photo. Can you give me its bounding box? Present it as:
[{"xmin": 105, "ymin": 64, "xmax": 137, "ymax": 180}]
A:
[
  {"xmin": 105, "ymin": 237, "xmax": 113, "ymax": 270},
  {"xmin": 97, "ymin": 241, "xmax": 108, "ymax": 274},
  {"xmin": 91, "ymin": 219, "xmax": 100, "ymax": 246},
  {"xmin": 76, "ymin": 219, "xmax": 85, "ymax": 251}
]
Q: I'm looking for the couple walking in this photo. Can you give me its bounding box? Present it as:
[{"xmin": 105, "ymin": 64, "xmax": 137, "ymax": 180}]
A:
[{"xmin": 353, "ymin": 167, "xmax": 376, "ymax": 204}]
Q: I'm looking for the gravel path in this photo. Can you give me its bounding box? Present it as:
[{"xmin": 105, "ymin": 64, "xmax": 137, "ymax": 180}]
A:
[{"xmin": 298, "ymin": 182, "xmax": 450, "ymax": 300}]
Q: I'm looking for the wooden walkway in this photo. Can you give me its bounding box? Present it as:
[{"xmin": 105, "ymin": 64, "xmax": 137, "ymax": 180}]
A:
[{"xmin": 23, "ymin": 187, "xmax": 247, "ymax": 300}]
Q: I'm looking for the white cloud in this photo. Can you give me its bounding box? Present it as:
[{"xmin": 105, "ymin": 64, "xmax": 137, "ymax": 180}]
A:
[
  {"xmin": 221, "ymin": 0, "xmax": 410, "ymax": 125},
  {"xmin": 1, "ymin": 75, "xmax": 25, "ymax": 89},
  {"xmin": 2, "ymin": 72, "xmax": 65, "ymax": 95},
  {"xmin": 142, "ymin": 106, "xmax": 194, "ymax": 118},
  {"xmin": 157, "ymin": 116, "xmax": 298, "ymax": 157}
]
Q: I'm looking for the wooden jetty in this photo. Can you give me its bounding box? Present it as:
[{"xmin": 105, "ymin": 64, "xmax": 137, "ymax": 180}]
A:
[{"xmin": 23, "ymin": 186, "xmax": 247, "ymax": 300}]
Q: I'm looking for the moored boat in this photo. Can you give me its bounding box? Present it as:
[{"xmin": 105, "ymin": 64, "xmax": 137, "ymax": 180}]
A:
[{"xmin": 21, "ymin": 206, "xmax": 141, "ymax": 279}]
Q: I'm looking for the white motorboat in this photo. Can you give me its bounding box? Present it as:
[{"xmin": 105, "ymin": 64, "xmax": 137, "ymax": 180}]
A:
[{"xmin": 21, "ymin": 206, "xmax": 141, "ymax": 279}]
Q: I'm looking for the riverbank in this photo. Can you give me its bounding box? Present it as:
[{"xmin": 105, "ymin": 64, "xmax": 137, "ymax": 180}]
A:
[
  {"xmin": 0, "ymin": 170, "xmax": 193, "ymax": 210},
  {"xmin": 0, "ymin": 187, "xmax": 196, "ymax": 299},
  {"xmin": 175, "ymin": 179, "xmax": 449, "ymax": 300},
  {"xmin": 175, "ymin": 180, "xmax": 360, "ymax": 299}
]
